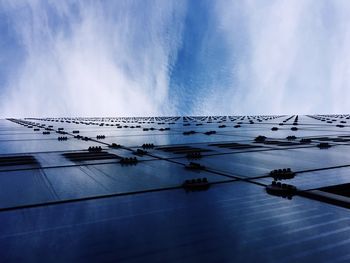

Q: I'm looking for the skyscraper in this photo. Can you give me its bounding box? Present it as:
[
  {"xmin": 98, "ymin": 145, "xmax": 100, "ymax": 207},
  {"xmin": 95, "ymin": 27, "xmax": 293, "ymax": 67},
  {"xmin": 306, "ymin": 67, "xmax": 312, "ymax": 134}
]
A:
[{"xmin": 1, "ymin": 115, "xmax": 350, "ymax": 262}]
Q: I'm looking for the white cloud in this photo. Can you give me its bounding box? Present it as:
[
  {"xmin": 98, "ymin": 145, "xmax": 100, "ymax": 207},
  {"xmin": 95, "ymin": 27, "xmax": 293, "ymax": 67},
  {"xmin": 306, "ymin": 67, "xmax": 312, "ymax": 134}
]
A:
[
  {"xmin": 0, "ymin": 0, "xmax": 186, "ymax": 117},
  {"xmin": 2, "ymin": 0, "xmax": 350, "ymax": 117},
  {"xmin": 198, "ymin": 0, "xmax": 350, "ymax": 115}
]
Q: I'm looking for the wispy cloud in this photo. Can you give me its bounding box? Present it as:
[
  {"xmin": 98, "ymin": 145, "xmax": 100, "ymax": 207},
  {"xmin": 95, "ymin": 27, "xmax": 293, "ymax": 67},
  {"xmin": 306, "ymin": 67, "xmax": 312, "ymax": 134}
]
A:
[
  {"xmin": 2, "ymin": 0, "xmax": 350, "ymax": 117},
  {"xmin": 0, "ymin": 0, "xmax": 186, "ymax": 117},
  {"xmin": 197, "ymin": 0, "xmax": 350, "ymax": 115}
]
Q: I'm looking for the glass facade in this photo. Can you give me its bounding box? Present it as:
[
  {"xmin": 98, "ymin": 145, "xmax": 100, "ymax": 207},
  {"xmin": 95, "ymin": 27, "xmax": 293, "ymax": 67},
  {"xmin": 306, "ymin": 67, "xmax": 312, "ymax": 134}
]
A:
[{"xmin": 1, "ymin": 115, "xmax": 350, "ymax": 262}]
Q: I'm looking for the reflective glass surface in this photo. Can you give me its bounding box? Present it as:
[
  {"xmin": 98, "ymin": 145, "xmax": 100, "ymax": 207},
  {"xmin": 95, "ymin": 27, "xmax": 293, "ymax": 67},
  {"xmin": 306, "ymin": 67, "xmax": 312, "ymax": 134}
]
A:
[{"xmin": 1, "ymin": 115, "xmax": 350, "ymax": 262}]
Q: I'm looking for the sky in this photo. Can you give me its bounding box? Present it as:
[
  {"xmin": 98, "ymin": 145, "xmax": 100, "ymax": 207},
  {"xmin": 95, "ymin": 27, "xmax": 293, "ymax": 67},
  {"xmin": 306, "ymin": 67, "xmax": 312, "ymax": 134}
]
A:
[{"xmin": 1, "ymin": 0, "xmax": 350, "ymax": 117}]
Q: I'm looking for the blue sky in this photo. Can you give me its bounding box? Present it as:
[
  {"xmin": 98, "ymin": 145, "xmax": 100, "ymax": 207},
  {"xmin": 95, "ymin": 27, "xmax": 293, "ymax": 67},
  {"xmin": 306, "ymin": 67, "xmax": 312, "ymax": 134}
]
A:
[{"xmin": 1, "ymin": 0, "xmax": 350, "ymax": 117}]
